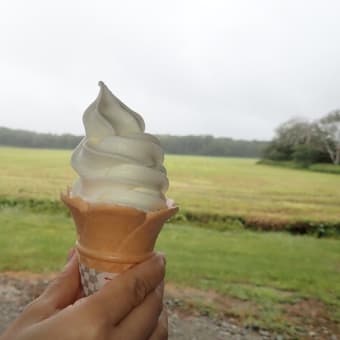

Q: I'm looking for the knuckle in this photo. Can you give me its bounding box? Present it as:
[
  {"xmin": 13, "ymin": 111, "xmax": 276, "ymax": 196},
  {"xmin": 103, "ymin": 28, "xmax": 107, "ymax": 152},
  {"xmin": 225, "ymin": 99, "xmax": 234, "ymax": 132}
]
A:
[
  {"xmin": 22, "ymin": 298, "xmax": 40, "ymax": 313},
  {"xmin": 24, "ymin": 295, "xmax": 47, "ymax": 311},
  {"xmin": 130, "ymin": 276, "xmax": 149, "ymax": 305},
  {"xmin": 43, "ymin": 277, "xmax": 61, "ymax": 296}
]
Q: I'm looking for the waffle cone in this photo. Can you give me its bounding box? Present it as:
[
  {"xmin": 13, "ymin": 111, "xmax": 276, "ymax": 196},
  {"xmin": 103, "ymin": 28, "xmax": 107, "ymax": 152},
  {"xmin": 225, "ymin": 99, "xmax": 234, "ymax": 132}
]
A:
[{"xmin": 62, "ymin": 193, "xmax": 178, "ymax": 274}]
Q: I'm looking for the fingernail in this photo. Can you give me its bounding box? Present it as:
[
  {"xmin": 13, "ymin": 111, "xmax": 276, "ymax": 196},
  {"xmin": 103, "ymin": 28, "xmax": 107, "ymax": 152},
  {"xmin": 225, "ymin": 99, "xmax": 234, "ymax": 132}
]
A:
[
  {"xmin": 158, "ymin": 252, "xmax": 166, "ymax": 266},
  {"xmin": 156, "ymin": 281, "xmax": 165, "ymax": 296}
]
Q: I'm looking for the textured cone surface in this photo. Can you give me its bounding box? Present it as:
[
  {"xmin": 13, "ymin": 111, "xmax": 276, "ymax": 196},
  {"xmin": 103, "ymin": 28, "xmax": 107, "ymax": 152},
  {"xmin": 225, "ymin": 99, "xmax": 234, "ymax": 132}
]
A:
[{"xmin": 62, "ymin": 193, "xmax": 178, "ymax": 273}]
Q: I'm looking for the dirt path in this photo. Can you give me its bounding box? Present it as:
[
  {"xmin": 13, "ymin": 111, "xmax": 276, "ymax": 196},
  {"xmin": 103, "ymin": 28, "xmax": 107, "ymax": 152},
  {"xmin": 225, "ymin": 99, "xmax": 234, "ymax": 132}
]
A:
[{"xmin": 0, "ymin": 273, "xmax": 338, "ymax": 340}]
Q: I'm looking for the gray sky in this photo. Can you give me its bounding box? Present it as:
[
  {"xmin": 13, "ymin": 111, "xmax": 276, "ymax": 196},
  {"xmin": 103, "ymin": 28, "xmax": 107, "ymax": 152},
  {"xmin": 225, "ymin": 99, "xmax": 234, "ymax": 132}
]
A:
[{"xmin": 1, "ymin": 0, "xmax": 340, "ymax": 140}]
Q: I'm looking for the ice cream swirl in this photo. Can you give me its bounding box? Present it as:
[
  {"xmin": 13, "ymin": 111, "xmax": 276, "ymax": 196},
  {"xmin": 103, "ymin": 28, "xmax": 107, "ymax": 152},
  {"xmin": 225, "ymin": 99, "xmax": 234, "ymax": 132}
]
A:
[{"xmin": 71, "ymin": 81, "xmax": 169, "ymax": 212}]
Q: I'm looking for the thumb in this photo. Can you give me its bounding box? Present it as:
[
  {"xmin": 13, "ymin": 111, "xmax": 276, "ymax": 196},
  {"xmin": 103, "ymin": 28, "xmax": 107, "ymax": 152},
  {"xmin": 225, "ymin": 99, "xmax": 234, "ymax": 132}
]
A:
[{"xmin": 42, "ymin": 249, "xmax": 82, "ymax": 309}]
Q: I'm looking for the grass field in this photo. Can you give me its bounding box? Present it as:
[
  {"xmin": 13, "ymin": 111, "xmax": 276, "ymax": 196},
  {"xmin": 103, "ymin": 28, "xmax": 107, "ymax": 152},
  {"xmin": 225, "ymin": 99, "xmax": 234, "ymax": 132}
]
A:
[
  {"xmin": 1, "ymin": 146, "xmax": 340, "ymax": 223},
  {"xmin": 1, "ymin": 146, "xmax": 340, "ymax": 333},
  {"xmin": 1, "ymin": 207, "xmax": 340, "ymax": 331},
  {"xmin": 259, "ymin": 159, "xmax": 340, "ymax": 175}
]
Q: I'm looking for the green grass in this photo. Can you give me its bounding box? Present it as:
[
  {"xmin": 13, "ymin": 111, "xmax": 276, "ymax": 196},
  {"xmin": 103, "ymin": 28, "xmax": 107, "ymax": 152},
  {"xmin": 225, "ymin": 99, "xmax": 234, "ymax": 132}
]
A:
[
  {"xmin": 161, "ymin": 225, "xmax": 340, "ymax": 313},
  {"xmin": 259, "ymin": 159, "xmax": 340, "ymax": 175},
  {"xmin": 0, "ymin": 208, "xmax": 75, "ymax": 271},
  {"xmin": 1, "ymin": 146, "xmax": 340, "ymax": 331},
  {"xmin": 310, "ymin": 163, "xmax": 340, "ymax": 174},
  {"xmin": 1, "ymin": 207, "xmax": 340, "ymax": 329},
  {"xmin": 1, "ymin": 146, "xmax": 340, "ymax": 223}
]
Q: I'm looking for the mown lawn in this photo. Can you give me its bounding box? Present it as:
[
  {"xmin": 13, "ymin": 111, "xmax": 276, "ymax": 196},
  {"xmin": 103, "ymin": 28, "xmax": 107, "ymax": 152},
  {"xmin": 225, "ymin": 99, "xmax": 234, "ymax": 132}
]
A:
[
  {"xmin": 1, "ymin": 146, "xmax": 340, "ymax": 334},
  {"xmin": 1, "ymin": 207, "xmax": 340, "ymax": 330},
  {"xmin": 1, "ymin": 146, "xmax": 340, "ymax": 222}
]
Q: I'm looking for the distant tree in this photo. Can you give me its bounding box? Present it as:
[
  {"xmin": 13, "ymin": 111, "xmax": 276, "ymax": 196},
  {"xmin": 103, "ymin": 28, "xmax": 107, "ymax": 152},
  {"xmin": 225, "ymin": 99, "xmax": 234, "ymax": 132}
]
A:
[
  {"xmin": 292, "ymin": 144, "xmax": 322, "ymax": 167},
  {"xmin": 263, "ymin": 118, "xmax": 311, "ymax": 161},
  {"xmin": 262, "ymin": 140, "xmax": 292, "ymax": 161},
  {"xmin": 0, "ymin": 127, "xmax": 269, "ymax": 158},
  {"xmin": 0, "ymin": 127, "xmax": 82, "ymax": 150},
  {"xmin": 317, "ymin": 110, "xmax": 340, "ymax": 165},
  {"xmin": 275, "ymin": 118, "xmax": 315, "ymax": 146},
  {"xmin": 157, "ymin": 135, "xmax": 267, "ymax": 157},
  {"xmin": 262, "ymin": 117, "xmax": 330, "ymax": 163}
]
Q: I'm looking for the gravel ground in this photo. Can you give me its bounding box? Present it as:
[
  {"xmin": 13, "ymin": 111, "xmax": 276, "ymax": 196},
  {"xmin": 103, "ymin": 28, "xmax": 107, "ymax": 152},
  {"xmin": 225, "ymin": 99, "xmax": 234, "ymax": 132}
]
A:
[
  {"xmin": 0, "ymin": 274, "xmax": 337, "ymax": 340},
  {"xmin": 0, "ymin": 274, "xmax": 264, "ymax": 339}
]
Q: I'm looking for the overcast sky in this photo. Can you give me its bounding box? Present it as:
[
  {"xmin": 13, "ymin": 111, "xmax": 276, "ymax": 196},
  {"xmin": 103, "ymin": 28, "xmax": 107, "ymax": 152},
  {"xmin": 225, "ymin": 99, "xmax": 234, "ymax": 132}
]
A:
[{"xmin": 0, "ymin": 1, "xmax": 339, "ymax": 140}]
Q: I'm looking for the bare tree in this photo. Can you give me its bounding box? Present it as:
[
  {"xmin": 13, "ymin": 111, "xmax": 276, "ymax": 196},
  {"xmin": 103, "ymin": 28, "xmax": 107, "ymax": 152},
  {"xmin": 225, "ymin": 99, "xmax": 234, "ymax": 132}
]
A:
[
  {"xmin": 275, "ymin": 118, "xmax": 313, "ymax": 146},
  {"xmin": 317, "ymin": 110, "xmax": 340, "ymax": 165}
]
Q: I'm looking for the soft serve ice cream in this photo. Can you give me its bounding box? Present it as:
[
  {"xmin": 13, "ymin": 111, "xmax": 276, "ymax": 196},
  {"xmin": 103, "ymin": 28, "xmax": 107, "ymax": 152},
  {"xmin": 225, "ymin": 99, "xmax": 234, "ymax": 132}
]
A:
[
  {"xmin": 63, "ymin": 82, "xmax": 178, "ymax": 296},
  {"xmin": 71, "ymin": 81, "xmax": 169, "ymax": 212}
]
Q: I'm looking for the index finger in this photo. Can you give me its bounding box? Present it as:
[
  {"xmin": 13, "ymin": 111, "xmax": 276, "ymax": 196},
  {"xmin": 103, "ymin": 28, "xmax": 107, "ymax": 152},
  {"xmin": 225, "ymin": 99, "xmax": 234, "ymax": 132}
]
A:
[{"xmin": 86, "ymin": 253, "xmax": 166, "ymax": 325}]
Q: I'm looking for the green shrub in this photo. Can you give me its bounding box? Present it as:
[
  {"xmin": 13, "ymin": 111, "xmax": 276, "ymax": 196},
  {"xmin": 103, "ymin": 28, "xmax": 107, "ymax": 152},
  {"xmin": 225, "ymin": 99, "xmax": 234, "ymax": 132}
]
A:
[{"xmin": 292, "ymin": 145, "xmax": 321, "ymax": 167}]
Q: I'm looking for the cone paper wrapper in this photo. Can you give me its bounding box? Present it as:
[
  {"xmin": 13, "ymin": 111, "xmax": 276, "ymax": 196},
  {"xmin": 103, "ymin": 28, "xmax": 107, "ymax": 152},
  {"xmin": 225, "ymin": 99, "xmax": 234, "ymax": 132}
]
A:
[{"xmin": 62, "ymin": 193, "xmax": 178, "ymax": 295}]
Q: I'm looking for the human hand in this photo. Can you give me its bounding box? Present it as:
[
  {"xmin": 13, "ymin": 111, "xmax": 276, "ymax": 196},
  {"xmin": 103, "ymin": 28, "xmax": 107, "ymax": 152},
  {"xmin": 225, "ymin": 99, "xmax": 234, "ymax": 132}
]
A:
[{"xmin": 1, "ymin": 251, "xmax": 167, "ymax": 340}]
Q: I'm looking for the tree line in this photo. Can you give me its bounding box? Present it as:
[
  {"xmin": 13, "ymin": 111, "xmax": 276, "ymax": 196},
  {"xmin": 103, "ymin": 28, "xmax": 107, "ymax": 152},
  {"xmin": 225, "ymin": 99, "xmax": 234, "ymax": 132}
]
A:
[
  {"xmin": 0, "ymin": 126, "xmax": 268, "ymax": 158},
  {"xmin": 263, "ymin": 110, "xmax": 340, "ymax": 165}
]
